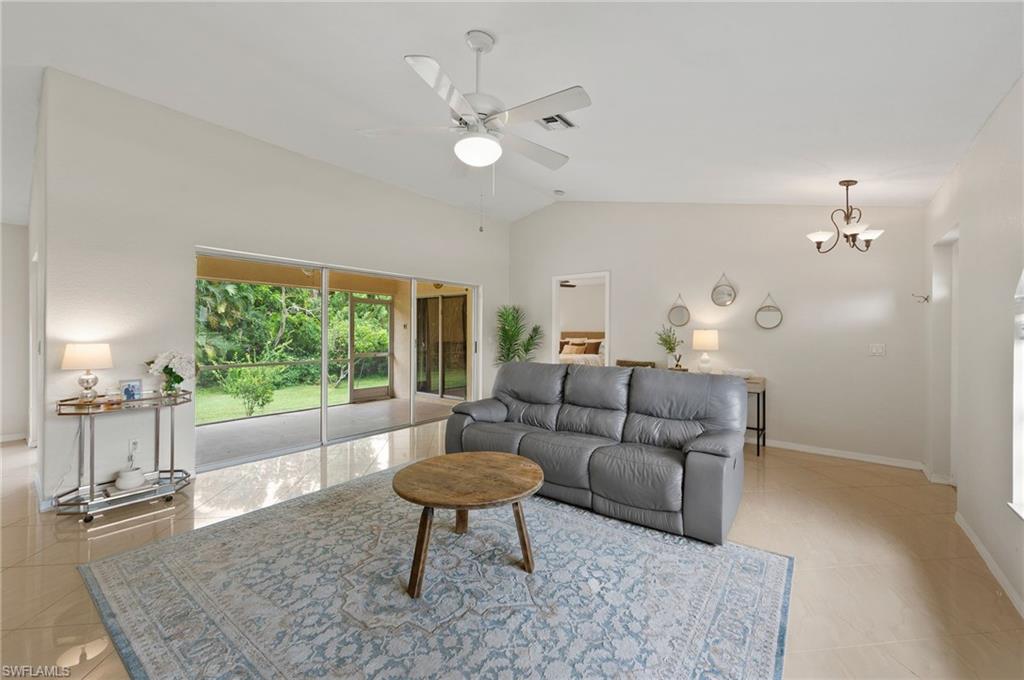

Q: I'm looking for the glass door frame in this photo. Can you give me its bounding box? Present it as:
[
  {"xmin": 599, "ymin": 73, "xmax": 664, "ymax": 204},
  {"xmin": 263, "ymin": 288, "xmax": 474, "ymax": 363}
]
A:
[
  {"xmin": 348, "ymin": 294, "xmax": 394, "ymax": 403},
  {"xmin": 416, "ymin": 293, "xmax": 469, "ymax": 400},
  {"xmin": 196, "ymin": 246, "xmax": 482, "ymax": 454}
]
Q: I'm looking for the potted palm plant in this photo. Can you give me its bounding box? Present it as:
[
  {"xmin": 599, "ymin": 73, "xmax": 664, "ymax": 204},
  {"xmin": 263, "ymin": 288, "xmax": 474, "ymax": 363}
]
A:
[{"xmin": 496, "ymin": 305, "xmax": 543, "ymax": 364}]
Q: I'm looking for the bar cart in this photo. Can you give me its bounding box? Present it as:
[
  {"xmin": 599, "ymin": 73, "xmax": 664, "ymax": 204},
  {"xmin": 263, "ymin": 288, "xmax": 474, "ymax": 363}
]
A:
[{"xmin": 55, "ymin": 390, "xmax": 192, "ymax": 522}]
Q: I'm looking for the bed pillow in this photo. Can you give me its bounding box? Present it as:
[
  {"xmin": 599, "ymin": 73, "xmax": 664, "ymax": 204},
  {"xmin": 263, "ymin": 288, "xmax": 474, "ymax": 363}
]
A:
[
  {"xmin": 563, "ymin": 344, "xmax": 586, "ymax": 355},
  {"xmin": 559, "ymin": 339, "xmax": 569, "ymax": 353},
  {"xmin": 584, "ymin": 341, "xmax": 602, "ymax": 354}
]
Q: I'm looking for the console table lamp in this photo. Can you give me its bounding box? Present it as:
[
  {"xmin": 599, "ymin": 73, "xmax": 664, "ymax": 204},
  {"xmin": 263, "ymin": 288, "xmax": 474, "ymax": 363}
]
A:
[
  {"xmin": 692, "ymin": 330, "xmax": 719, "ymax": 372},
  {"xmin": 61, "ymin": 343, "xmax": 112, "ymax": 402}
]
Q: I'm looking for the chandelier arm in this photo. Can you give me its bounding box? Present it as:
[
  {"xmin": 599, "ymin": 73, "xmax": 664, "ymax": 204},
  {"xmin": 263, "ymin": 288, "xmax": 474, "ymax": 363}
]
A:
[
  {"xmin": 817, "ymin": 210, "xmax": 845, "ymax": 254},
  {"xmin": 850, "ymin": 206, "xmax": 862, "ymax": 224},
  {"xmin": 852, "ymin": 240, "xmax": 869, "ymax": 253}
]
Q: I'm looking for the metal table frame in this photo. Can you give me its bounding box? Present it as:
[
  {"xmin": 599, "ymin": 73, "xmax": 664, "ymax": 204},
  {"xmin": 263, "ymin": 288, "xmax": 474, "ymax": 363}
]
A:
[
  {"xmin": 746, "ymin": 378, "xmax": 767, "ymax": 456},
  {"xmin": 55, "ymin": 390, "xmax": 192, "ymax": 522}
]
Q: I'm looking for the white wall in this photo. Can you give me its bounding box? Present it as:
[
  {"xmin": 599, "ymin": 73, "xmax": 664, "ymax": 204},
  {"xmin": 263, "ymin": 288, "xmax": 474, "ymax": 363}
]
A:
[
  {"xmin": 34, "ymin": 69, "xmax": 510, "ymax": 499},
  {"xmin": 925, "ymin": 79, "xmax": 1023, "ymax": 610},
  {"xmin": 1, "ymin": 223, "xmax": 30, "ymax": 441},
  {"xmin": 511, "ymin": 201, "xmax": 928, "ymax": 465},
  {"xmin": 558, "ymin": 283, "xmax": 606, "ymax": 332}
]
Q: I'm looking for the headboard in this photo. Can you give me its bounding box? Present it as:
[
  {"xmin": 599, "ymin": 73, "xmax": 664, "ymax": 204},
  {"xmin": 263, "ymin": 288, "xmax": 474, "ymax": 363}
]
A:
[{"xmin": 560, "ymin": 331, "xmax": 605, "ymax": 340}]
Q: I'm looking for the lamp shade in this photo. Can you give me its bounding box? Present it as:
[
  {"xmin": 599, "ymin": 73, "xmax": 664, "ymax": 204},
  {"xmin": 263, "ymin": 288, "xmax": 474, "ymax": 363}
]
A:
[
  {"xmin": 692, "ymin": 329, "xmax": 719, "ymax": 352},
  {"xmin": 453, "ymin": 133, "xmax": 503, "ymax": 167},
  {"xmin": 61, "ymin": 343, "xmax": 112, "ymax": 370}
]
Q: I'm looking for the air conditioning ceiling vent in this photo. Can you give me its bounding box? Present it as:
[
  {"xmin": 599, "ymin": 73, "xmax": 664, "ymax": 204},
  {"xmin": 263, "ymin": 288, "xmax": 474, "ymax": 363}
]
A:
[{"xmin": 536, "ymin": 114, "xmax": 576, "ymax": 131}]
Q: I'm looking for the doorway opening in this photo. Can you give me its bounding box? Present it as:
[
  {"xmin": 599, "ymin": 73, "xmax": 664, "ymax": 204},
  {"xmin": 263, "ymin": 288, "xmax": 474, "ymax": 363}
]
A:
[{"xmin": 550, "ymin": 271, "xmax": 610, "ymax": 367}]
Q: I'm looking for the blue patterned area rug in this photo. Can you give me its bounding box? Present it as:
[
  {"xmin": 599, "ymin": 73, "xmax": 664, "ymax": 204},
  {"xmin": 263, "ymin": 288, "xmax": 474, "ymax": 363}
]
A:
[{"xmin": 80, "ymin": 467, "xmax": 793, "ymax": 679}]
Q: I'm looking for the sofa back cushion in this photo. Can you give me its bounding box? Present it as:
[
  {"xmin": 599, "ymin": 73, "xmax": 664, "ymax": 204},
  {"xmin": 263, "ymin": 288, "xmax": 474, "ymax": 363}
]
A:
[
  {"xmin": 623, "ymin": 369, "xmax": 746, "ymax": 449},
  {"xmin": 556, "ymin": 365, "xmax": 631, "ymax": 440},
  {"xmin": 492, "ymin": 362, "xmax": 568, "ymax": 430}
]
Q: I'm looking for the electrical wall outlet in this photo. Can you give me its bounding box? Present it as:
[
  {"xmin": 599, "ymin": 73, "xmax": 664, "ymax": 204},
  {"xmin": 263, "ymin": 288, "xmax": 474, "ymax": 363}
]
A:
[{"xmin": 869, "ymin": 343, "xmax": 886, "ymax": 357}]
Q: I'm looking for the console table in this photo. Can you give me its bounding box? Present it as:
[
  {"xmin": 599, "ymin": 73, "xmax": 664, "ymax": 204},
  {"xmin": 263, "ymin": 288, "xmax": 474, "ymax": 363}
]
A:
[{"xmin": 54, "ymin": 390, "xmax": 192, "ymax": 522}]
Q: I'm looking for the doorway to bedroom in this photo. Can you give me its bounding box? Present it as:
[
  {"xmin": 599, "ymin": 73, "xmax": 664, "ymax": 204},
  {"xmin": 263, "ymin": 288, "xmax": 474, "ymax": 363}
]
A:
[{"xmin": 551, "ymin": 271, "xmax": 610, "ymax": 367}]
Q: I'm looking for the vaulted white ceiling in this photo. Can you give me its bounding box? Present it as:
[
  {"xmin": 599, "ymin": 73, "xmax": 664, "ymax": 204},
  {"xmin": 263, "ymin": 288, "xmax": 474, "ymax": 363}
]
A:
[{"xmin": 3, "ymin": 2, "xmax": 1021, "ymax": 225}]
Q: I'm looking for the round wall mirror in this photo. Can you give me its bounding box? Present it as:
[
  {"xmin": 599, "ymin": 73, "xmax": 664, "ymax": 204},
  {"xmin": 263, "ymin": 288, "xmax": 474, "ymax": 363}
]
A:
[
  {"xmin": 755, "ymin": 304, "xmax": 783, "ymax": 330},
  {"xmin": 667, "ymin": 304, "xmax": 690, "ymax": 327},
  {"xmin": 711, "ymin": 283, "xmax": 736, "ymax": 307}
]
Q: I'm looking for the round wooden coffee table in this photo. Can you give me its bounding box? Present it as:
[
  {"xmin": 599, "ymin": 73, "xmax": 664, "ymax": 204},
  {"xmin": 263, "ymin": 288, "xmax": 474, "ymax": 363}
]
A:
[{"xmin": 392, "ymin": 452, "xmax": 544, "ymax": 598}]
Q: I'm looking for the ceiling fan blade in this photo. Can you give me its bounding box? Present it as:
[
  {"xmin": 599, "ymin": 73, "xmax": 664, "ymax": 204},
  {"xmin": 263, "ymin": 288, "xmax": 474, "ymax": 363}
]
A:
[
  {"xmin": 502, "ymin": 134, "xmax": 569, "ymax": 170},
  {"xmin": 356, "ymin": 125, "xmax": 459, "ymax": 137},
  {"xmin": 486, "ymin": 86, "xmax": 591, "ymax": 127},
  {"xmin": 404, "ymin": 55, "xmax": 479, "ymax": 126}
]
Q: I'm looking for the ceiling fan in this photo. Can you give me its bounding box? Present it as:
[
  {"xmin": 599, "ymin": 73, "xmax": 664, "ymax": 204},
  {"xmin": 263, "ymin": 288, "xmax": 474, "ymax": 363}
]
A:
[{"xmin": 360, "ymin": 29, "xmax": 591, "ymax": 170}]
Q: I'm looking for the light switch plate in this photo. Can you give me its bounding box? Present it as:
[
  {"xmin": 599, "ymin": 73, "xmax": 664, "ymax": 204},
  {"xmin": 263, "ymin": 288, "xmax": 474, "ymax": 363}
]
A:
[{"xmin": 869, "ymin": 343, "xmax": 886, "ymax": 357}]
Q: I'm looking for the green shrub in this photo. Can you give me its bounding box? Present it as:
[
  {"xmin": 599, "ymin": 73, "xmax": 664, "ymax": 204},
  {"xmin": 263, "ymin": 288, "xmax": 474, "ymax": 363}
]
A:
[{"xmin": 220, "ymin": 366, "xmax": 279, "ymax": 417}]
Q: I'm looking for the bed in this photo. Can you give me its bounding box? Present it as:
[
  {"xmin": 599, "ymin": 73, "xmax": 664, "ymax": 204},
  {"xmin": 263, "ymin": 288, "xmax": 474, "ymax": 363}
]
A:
[{"xmin": 558, "ymin": 331, "xmax": 606, "ymax": 366}]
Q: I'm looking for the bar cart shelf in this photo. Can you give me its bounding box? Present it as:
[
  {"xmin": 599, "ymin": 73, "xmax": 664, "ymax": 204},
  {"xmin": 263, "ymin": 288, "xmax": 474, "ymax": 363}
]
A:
[{"xmin": 55, "ymin": 390, "xmax": 192, "ymax": 522}]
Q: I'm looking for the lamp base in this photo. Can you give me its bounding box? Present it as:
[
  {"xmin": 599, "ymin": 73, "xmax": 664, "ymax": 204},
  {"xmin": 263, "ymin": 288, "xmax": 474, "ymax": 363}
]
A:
[
  {"xmin": 78, "ymin": 370, "xmax": 99, "ymax": 402},
  {"xmin": 698, "ymin": 352, "xmax": 712, "ymax": 373}
]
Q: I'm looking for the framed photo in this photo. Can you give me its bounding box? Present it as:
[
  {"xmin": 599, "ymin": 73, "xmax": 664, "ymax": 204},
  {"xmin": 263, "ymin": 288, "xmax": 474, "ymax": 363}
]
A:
[{"xmin": 119, "ymin": 379, "xmax": 143, "ymax": 401}]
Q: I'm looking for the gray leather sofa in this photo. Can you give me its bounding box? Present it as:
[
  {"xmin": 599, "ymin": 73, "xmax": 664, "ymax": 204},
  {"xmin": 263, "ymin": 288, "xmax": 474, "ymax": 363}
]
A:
[{"xmin": 445, "ymin": 362, "xmax": 747, "ymax": 544}]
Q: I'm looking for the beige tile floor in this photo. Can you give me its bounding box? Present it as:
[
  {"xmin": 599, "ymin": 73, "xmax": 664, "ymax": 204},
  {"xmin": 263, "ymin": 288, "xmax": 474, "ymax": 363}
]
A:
[{"xmin": 2, "ymin": 429, "xmax": 1022, "ymax": 678}]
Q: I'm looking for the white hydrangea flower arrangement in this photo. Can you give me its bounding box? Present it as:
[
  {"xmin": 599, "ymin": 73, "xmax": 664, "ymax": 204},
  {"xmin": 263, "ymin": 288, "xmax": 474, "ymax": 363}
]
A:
[{"xmin": 147, "ymin": 351, "xmax": 196, "ymax": 394}]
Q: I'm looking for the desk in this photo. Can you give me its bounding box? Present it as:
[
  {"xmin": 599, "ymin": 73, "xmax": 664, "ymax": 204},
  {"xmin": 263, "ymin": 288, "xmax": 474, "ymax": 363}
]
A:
[{"xmin": 745, "ymin": 377, "xmax": 767, "ymax": 456}]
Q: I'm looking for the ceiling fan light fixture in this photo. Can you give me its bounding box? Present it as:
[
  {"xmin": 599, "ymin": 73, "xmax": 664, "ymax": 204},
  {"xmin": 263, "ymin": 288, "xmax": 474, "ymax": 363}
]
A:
[{"xmin": 454, "ymin": 132, "xmax": 502, "ymax": 167}]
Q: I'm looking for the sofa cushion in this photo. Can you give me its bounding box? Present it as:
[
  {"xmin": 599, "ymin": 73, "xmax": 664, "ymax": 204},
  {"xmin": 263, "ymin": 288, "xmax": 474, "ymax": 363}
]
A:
[
  {"xmin": 564, "ymin": 364, "xmax": 632, "ymax": 410},
  {"xmin": 589, "ymin": 443, "xmax": 685, "ymax": 512},
  {"xmin": 492, "ymin": 362, "xmax": 568, "ymax": 430},
  {"xmin": 518, "ymin": 431, "xmax": 615, "ymax": 490},
  {"xmin": 622, "ymin": 413, "xmax": 704, "ymax": 451},
  {"xmin": 628, "ymin": 369, "xmax": 747, "ymax": 430},
  {"xmin": 461, "ymin": 422, "xmax": 546, "ymax": 454},
  {"xmin": 556, "ymin": 364, "xmax": 631, "ymax": 440},
  {"xmin": 623, "ymin": 369, "xmax": 746, "ymax": 448}
]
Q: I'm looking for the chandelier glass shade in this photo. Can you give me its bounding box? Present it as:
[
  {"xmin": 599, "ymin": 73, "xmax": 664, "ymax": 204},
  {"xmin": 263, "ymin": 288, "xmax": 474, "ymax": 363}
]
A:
[{"xmin": 806, "ymin": 180, "xmax": 884, "ymax": 253}]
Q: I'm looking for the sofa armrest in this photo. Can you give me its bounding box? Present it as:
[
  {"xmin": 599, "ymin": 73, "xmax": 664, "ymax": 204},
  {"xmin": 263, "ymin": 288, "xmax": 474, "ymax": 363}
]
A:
[
  {"xmin": 686, "ymin": 430, "xmax": 744, "ymax": 459},
  {"xmin": 452, "ymin": 398, "xmax": 508, "ymax": 423}
]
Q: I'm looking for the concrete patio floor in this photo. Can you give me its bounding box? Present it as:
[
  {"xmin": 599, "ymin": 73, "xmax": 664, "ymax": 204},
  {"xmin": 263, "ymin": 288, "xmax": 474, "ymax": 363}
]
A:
[{"xmin": 196, "ymin": 395, "xmax": 456, "ymax": 470}]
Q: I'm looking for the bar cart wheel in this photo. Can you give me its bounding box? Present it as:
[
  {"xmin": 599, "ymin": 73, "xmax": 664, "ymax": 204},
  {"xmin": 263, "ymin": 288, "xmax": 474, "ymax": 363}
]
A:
[
  {"xmin": 83, "ymin": 514, "xmax": 94, "ymax": 523},
  {"xmin": 164, "ymin": 496, "xmax": 173, "ymax": 502}
]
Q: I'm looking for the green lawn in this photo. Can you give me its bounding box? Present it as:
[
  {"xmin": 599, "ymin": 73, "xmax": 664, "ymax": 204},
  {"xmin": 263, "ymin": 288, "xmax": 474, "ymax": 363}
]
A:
[{"xmin": 195, "ymin": 376, "xmax": 388, "ymax": 425}]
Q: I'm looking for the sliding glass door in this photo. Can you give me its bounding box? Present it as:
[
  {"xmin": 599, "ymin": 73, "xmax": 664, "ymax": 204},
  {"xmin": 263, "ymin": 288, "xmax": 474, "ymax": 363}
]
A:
[
  {"xmin": 194, "ymin": 257, "xmax": 323, "ymax": 468},
  {"xmin": 350, "ymin": 296, "xmax": 392, "ymax": 402},
  {"xmin": 415, "ymin": 285, "xmax": 473, "ymax": 423},
  {"xmin": 195, "ymin": 254, "xmax": 474, "ymax": 469}
]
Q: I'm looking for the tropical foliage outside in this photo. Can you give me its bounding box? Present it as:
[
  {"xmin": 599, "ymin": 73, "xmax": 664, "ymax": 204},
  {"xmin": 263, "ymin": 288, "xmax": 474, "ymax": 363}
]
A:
[{"xmin": 194, "ymin": 279, "xmax": 392, "ymax": 424}]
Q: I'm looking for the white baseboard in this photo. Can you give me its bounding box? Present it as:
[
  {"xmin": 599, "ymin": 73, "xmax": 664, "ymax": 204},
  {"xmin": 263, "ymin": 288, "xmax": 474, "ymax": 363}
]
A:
[
  {"xmin": 750, "ymin": 437, "xmax": 924, "ymax": 471},
  {"xmin": 924, "ymin": 469, "xmax": 955, "ymax": 485},
  {"xmin": 1, "ymin": 432, "xmax": 27, "ymax": 443},
  {"xmin": 955, "ymin": 511, "xmax": 1024, "ymax": 620}
]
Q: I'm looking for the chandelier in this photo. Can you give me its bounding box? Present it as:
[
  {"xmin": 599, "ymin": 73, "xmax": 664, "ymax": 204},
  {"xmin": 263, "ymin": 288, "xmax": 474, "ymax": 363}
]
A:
[{"xmin": 806, "ymin": 180, "xmax": 884, "ymax": 253}]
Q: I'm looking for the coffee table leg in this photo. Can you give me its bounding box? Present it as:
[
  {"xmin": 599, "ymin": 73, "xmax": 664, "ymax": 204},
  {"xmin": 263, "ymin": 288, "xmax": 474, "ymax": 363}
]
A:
[
  {"xmin": 408, "ymin": 507, "xmax": 434, "ymax": 598},
  {"xmin": 455, "ymin": 509, "xmax": 469, "ymax": 534},
  {"xmin": 512, "ymin": 502, "xmax": 534, "ymax": 573}
]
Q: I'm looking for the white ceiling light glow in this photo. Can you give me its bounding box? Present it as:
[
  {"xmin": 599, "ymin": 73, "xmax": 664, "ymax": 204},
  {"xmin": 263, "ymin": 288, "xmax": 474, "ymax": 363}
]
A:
[{"xmin": 453, "ymin": 132, "xmax": 503, "ymax": 167}]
